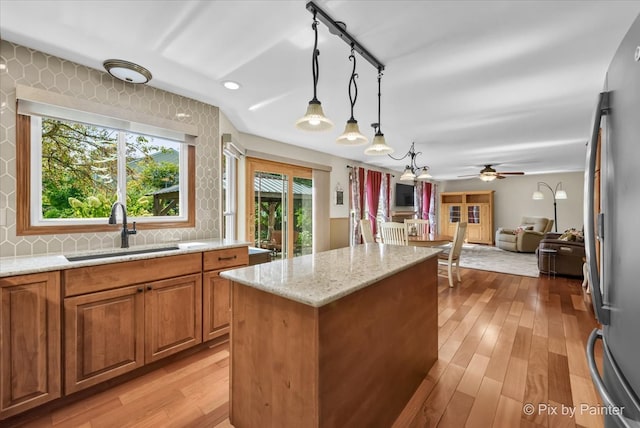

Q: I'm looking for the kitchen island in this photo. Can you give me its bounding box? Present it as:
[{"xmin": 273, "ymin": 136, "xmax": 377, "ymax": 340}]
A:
[{"xmin": 221, "ymin": 244, "xmax": 440, "ymax": 428}]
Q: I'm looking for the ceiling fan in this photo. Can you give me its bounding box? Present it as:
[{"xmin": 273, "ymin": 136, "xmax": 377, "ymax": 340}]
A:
[{"xmin": 459, "ymin": 165, "xmax": 525, "ymax": 181}]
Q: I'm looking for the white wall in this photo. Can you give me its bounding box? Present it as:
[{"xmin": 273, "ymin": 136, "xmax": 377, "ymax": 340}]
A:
[{"xmin": 440, "ymin": 172, "xmax": 584, "ymax": 234}]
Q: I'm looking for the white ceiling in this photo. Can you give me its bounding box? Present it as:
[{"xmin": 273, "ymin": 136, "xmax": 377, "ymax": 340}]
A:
[{"xmin": 2, "ymin": 0, "xmax": 639, "ymax": 180}]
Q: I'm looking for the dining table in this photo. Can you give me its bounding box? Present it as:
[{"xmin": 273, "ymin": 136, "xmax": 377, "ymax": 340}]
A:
[{"xmin": 407, "ymin": 234, "xmax": 452, "ymax": 247}]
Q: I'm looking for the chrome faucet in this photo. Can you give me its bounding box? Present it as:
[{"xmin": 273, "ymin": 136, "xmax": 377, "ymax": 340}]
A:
[{"xmin": 108, "ymin": 202, "xmax": 137, "ymax": 248}]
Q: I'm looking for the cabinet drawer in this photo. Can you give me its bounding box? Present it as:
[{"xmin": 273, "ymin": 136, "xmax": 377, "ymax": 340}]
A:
[
  {"xmin": 203, "ymin": 247, "xmax": 248, "ymax": 271},
  {"xmin": 64, "ymin": 253, "xmax": 201, "ymax": 296}
]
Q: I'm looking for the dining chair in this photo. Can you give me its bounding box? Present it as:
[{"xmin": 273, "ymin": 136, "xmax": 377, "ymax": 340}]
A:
[
  {"xmin": 404, "ymin": 219, "xmax": 429, "ymax": 236},
  {"xmin": 380, "ymin": 222, "xmax": 408, "ymax": 246},
  {"xmin": 438, "ymin": 222, "xmax": 467, "ymax": 287},
  {"xmin": 359, "ymin": 219, "xmax": 375, "ymax": 244}
]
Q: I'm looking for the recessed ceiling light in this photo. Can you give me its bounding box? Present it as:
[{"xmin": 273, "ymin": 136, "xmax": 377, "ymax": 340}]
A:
[
  {"xmin": 103, "ymin": 59, "xmax": 152, "ymax": 84},
  {"xmin": 175, "ymin": 113, "xmax": 191, "ymax": 119},
  {"xmin": 223, "ymin": 80, "xmax": 241, "ymax": 90},
  {"xmin": 0, "ymin": 63, "xmax": 6, "ymax": 71}
]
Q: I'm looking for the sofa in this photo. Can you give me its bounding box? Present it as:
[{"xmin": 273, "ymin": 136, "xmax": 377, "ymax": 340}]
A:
[
  {"xmin": 495, "ymin": 216, "xmax": 554, "ymax": 253},
  {"xmin": 536, "ymin": 232, "xmax": 585, "ymax": 277}
]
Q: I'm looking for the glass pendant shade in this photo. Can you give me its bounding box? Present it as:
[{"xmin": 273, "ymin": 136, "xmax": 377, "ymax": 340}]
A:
[
  {"xmin": 555, "ymin": 189, "xmax": 567, "ymax": 199},
  {"xmin": 336, "ymin": 120, "xmax": 368, "ymax": 145},
  {"xmin": 417, "ymin": 167, "xmax": 432, "ymax": 179},
  {"xmin": 296, "ymin": 100, "xmax": 333, "ymax": 131},
  {"xmin": 364, "ymin": 132, "xmax": 394, "ymax": 155},
  {"xmin": 400, "ymin": 167, "xmax": 416, "ymax": 181},
  {"xmin": 532, "ymin": 190, "xmax": 544, "ymax": 200},
  {"xmin": 480, "ymin": 174, "xmax": 497, "ymax": 182}
]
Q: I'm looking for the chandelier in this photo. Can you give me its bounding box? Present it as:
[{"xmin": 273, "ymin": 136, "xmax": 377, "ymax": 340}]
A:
[{"xmin": 389, "ymin": 142, "xmax": 432, "ymax": 181}]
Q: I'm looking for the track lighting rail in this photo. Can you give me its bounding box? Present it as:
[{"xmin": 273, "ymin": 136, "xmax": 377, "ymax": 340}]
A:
[{"xmin": 305, "ymin": 1, "xmax": 385, "ymax": 72}]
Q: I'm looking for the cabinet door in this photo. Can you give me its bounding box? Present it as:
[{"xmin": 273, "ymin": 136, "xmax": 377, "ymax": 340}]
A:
[
  {"xmin": 465, "ymin": 204, "xmax": 485, "ymax": 243},
  {"xmin": 145, "ymin": 273, "xmax": 202, "ymax": 363},
  {"xmin": 203, "ymin": 271, "xmax": 231, "ymax": 341},
  {"xmin": 64, "ymin": 285, "xmax": 144, "ymax": 394},
  {"xmin": 1, "ymin": 272, "xmax": 61, "ymax": 420},
  {"xmin": 440, "ymin": 203, "xmax": 461, "ymax": 236}
]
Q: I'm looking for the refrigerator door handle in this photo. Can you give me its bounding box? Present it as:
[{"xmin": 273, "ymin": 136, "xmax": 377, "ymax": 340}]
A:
[
  {"xmin": 584, "ymin": 91, "xmax": 610, "ymax": 325},
  {"xmin": 587, "ymin": 329, "xmax": 640, "ymax": 428}
]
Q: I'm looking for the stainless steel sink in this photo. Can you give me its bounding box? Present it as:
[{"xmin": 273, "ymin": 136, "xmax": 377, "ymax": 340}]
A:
[{"xmin": 65, "ymin": 246, "xmax": 180, "ymax": 262}]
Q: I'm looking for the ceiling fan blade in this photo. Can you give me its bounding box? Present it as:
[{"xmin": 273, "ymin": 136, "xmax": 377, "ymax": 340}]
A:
[{"xmin": 496, "ymin": 171, "xmax": 524, "ymax": 175}]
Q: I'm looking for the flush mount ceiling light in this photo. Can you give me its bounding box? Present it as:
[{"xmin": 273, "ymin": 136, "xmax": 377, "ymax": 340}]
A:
[
  {"xmin": 336, "ymin": 47, "xmax": 368, "ymax": 145},
  {"xmin": 295, "ymin": 9, "xmax": 333, "ymax": 131},
  {"xmin": 364, "ymin": 69, "xmax": 394, "ymax": 156},
  {"xmin": 103, "ymin": 59, "xmax": 152, "ymax": 84},
  {"xmin": 389, "ymin": 142, "xmax": 431, "ymax": 181}
]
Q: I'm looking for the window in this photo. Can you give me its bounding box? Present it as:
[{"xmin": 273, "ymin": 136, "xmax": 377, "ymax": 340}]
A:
[
  {"xmin": 16, "ymin": 114, "xmax": 195, "ymax": 235},
  {"xmin": 221, "ymin": 136, "xmax": 243, "ymax": 240}
]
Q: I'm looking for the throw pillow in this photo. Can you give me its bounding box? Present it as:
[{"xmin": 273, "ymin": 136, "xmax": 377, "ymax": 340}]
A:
[
  {"xmin": 559, "ymin": 228, "xmax": 584, "ymax": 242},
  {"xmin": 515, "ymin": 225, "xmax": 534, "ymax": 234}
]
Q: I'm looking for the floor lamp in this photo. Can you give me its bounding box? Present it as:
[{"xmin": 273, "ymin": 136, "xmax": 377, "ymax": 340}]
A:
[{"xmin": 532, "ymin": 182, "xmax": 567, "ymax": 232}]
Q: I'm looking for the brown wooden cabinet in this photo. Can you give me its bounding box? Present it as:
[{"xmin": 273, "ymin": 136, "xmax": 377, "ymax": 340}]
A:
[
  {"xmin": 439, "ymin": 191, "xmax": 494, "ymax": 244},
  {"xmin": 203, "ymin": 271, "xmax": 231, "ymax": 341},
  {"xmin": 145, "ymin": 273, "xmax": 202, "ymax": 363},
  {"xmin": 63, "ymin": 253, "xmax": 203, "ymax": 394},
  {"xmin": 64, "ymin": 285, "xmax": 145, "ymax": 394},
  {"xmin": 202, "ymin": 247, "xmax": 248, "ymax": 342},
  {"xmin": 0, "ymin": 272, "xmax": 61, "ymax": 420},
  {"xmin": 2, "ymin": 246, "xmax": 249, "ymax": 417}
]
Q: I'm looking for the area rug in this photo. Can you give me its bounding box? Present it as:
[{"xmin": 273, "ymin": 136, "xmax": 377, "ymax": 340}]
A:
[{"xmin": 456, "ymin": 243, "xmax": 539, "ymax": 277}]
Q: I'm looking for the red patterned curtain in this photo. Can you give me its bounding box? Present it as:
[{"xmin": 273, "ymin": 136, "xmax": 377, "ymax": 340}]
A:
[
  {"xmin": 422, "ymin": 182, "xmax": 432, "ymax": 221},
  {"xmin": 358, "ymin": 167, "xmax": 365, "ymax": 221},
  {"xmin": 366, "ymin": 170, "xmax": 382, "ymax": 236}
]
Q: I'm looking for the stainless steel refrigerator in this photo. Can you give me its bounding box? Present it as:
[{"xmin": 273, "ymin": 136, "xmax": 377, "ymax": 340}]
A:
[{"xmin": 585, "ymin": 13, "xmax": 640, "ymax": 428}]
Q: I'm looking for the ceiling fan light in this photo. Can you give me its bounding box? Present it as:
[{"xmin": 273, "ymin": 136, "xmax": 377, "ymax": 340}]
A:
[
  {"xmin": 480, "ymin": 174, "xmax": 497, "ymax": 182},
  {"xmin": 336, "ymin": 120, "xmax": 368, "ymax": 145},
  {"xmin": 532, "ymin": 190, "xmax": 544, "ymax": 200},
  {"xmin": 364, "ymin": 133, "xmax": 394, "ymax": 155},
  {"xmin": 417, "ymin": 167, "xmax": 432, "ymax": 179},
  {"xmin": 296, "ymin": 100, "xmax": 333, "ymax": 131},
  {"xmin": 400, "ymin": 166, "xmax": 416, "ymax": 181}
]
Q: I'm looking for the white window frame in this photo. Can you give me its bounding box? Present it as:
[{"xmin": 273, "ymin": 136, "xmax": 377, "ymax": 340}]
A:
[
  {"xmin": 29, "ymin": 115, "xmax": 189, "ymax": 226},
  {"xmin": 222, "ymin": 139, "xmax": 245, "ymax": 240}
]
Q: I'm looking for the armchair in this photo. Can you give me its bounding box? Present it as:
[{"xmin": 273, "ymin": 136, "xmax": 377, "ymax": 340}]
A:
[{"xmin": 495, "ymin": 216, "xmax": 554, "ymax": 253}]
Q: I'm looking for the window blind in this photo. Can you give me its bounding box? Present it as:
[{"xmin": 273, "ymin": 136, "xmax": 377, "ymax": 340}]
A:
[{"xmin": 16, "ymin": 84, "xmax": 198, "ymax": 144}]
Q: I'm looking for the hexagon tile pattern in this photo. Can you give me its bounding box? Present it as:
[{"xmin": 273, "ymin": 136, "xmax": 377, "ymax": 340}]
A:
[{"xmin": 0, "ymin": 40, "xmax": 221, "ymax": 257}]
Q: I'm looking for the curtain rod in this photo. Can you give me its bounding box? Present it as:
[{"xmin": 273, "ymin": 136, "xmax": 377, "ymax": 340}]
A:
[{"xmin": 346, "ymin": 165, "xmax": 395, "ymax": 178}]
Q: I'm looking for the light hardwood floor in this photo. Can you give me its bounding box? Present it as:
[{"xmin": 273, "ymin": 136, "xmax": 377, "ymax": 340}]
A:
[{"xmin": 7, "ymin": 268, "xmax": 602, "ymax": 428}]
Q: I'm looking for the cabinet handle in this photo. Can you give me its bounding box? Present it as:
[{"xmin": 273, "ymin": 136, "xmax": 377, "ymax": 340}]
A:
[
  {"xmin": 147, "ymin": 285, "xmax": 153, "ymax": 291},
  {"xmin": 137, "ymin": 287, "xmax": 143, "ymax": 293},
  {"xmin": 218, "ymin": 255, "xmax": 237, "ymax": 261}
]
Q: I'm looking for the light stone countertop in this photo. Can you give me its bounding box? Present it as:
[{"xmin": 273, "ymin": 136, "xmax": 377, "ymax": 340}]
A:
[
  {"xmin": 0, "ymin": 239, "xmax": 250, "ymax": 278},
  {"xmin": 221, "ymin": 244, "xmax": 441, "ymax": 308}
]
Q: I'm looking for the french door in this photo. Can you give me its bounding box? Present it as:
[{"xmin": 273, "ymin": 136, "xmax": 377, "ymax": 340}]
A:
[{"xmin": 246, "ymin": 158, "xmax": 312, "ymax": 259}]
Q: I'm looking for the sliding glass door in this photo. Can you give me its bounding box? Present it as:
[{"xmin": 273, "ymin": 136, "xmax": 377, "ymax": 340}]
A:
[{"xmin": 247, "ymin": 158, "xmax": 312, "ymax": 259}]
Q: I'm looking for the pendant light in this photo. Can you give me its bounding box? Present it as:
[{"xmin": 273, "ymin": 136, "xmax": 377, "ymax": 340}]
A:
[
  {"xmin": 364, "ymin": 69, "xmax": 393, "ymax": 155},
  {"xmin": 336, "ymin": 47, "xmax": 368, "ymax": 145},
  {"xmin": 296, "ymin": 11, "xmax": 333, "ymax": 131}
]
